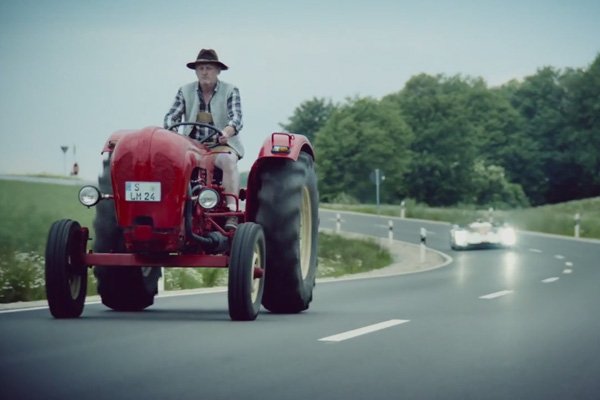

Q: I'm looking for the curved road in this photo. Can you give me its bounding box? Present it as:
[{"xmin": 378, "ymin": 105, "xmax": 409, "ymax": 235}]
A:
[{"xmin": 1, "ymin": 210, "xmax": 599, "ymax": 399}]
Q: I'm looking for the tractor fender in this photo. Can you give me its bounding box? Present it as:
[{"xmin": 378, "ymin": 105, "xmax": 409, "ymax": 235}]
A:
[
  {"xmin": 256, "ymin": 132, "xmax": 315, "ymax": 162},
  {"xmin": 245, "ymin": 132, "xmax": 315, "ymax": 223}
]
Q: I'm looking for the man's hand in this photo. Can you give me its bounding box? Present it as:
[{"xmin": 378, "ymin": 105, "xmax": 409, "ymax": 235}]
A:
[{"xmin": 219, "ymin": 125, "xmax": 236, "ymax": 144}]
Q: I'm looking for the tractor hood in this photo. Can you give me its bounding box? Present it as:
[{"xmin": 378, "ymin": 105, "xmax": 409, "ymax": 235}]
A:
[{"xmin": 108, "ymin": 126, "xmax": 204, "ymax": 251}]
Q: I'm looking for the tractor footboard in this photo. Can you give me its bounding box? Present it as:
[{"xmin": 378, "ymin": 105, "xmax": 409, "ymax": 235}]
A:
[{"xmin": 85, "ymin": 253, "xmax": 229, "ymax": 268}]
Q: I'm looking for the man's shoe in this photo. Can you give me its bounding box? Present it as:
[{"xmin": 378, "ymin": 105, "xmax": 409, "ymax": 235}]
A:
[{"xmin": 225, "ymin": 216, "xmax": 238, "ymax": 231}]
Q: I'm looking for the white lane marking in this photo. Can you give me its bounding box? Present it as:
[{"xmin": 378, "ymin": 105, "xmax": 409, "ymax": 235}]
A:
[
  {"xmin": 479, "ymin": 290, "xmax": 513, "ymax": 300},
  {"xmin": 319, "ymin": 319, "xmax": 410, "ymax": 342},
  {"xmin": 565, "ymin": 261, "xmax": 573, "ymax": 267},
  {"xmin": 0, "ymin": 306, "xmax": 49, "ymax": 314},
  {"xmin": 563, "ymin": 269, "xmax": 573, "ymax": 274},
  {"xmin": 529, "ymin": 248, "xmax": 542, "ymax": 253},
  {"xmin": 1, "ymin": 287, "xmax": 233, "ymax": 314},
  {"xmin": 0, "ymin": 299, "xmax": 103, "ymax": 314},
  {"xmin": 542, "ymin": 277, "xmax": 560, "ymax": 283},
  {"xmin": 554, "ymin": 254, "xmax": 565, "ymax": 260}
]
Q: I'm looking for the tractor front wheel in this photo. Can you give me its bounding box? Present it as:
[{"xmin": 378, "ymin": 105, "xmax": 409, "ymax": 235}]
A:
[
  {"xmin": 228, "ymin": 223, "xmax": 266, "ymax": 321},
  {"xmin": 45, "ymin": 219, "xmax": 88, "ymax": 318}
]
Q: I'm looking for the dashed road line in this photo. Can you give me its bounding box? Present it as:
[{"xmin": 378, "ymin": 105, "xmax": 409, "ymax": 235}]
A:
[
  {"xmin": 563, "ymin": 261, "xmax": 574, "ymax": 274},
  {"xmin": 554, "ymin": 254, "xmax": 565, "ymax": 260},
  {"xmin": 319, "ymin": 319, "xmax": 410, "ymax": 342},
  {"xmin": 542, "ymin": 277, "xmax": 560, "ymax": 283},
  {"xmin": 529, "ymin": 248, "xmax": 542, "ymax": 253},
  {"xmin": 479, "ymin": 290, "xmax": 513, "ymax": 300}
]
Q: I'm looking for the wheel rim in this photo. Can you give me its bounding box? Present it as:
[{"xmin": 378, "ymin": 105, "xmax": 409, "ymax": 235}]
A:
[
  {"xmin": 299, "ymin": 186, "xmax": 312, "ymax": 279},
  {"xmin": 250, "ymin": 241, "xmax": 263, "ymax": 303},
  {"xmin": 65, "ymin": 235, "xmax": 82, "ymax": 299}
]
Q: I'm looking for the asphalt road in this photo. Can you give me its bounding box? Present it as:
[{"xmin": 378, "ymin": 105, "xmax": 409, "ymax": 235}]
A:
[{"xmin": 1, "ymin": 210, "xmax": 599, "ymax": 400}]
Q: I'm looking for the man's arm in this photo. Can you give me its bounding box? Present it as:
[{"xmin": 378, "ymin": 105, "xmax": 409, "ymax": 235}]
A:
[
  {"xmin": 224, "ymin": 87, "xmax": 243, "ymax": 137},
  {"xmin": 164, "ymin": 89, "xmax": 186, "ymax": 130}
]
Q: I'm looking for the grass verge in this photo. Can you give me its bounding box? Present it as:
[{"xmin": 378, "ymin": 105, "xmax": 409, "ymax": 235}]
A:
[{"xmin": 318, "ymin": 232, "xmax": 392, "ymax": 278}]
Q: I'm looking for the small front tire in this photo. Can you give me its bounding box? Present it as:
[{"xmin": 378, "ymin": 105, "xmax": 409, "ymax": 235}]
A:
[
  {"xmin": 228, "ymin": 223, "xmax": 266, "ymax": 321},
  {"xmin": 45, "ymin": 219, "xmax": 88, "ymax": 318}
]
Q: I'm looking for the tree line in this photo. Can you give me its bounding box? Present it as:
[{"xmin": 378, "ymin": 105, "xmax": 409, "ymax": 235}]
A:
[{"xmin": 280, "ymin": 54, "xmax": 600, "ymax": 208}]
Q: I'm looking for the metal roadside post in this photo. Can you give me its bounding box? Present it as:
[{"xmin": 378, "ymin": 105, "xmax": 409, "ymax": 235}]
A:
[
  {"xmin": 419, "ymin": 227, "xmax": 427, "ymax": 263},
  {"xmin": 375, "ymin": 169, "xmax": 380, "ymax": 214},
  {"xmin": 370, "ymin": 168, "xmax": 385, "ymax": 215},
  {"xmin": 60, "ymin": 145, "xmax": 69, "ymax": 176},
  {"xmin": 574, "ymin": 213, "xmax": 581, "ymax": 238}
]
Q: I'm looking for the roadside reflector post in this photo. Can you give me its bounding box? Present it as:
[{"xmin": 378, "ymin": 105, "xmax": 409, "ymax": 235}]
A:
[
  {"xmin": 388, "ymin": 220, "xmax": 393, "ymax": 244},
  {"xmin": 419, "ymin": 227, "xmax": 427, "ymax": 263},
  {"xmin": 336, "ymin": 213, "xmax": 341, "ymax": 233},
  {"xmin": 574, "ymin": 213, "xmax": 581, "ymax": 238},
  {"xmin": 400, "ymin": 200, "xmax": 406, "ymax": 219},
  {"xmin": 158, "ymin": 267, "xmax": 165, "ymax": 294}
]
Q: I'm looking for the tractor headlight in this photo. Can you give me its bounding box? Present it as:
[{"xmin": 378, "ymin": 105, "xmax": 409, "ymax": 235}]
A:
[
  {"xmin": 78, "ymin": 185, "xmax": 101, "ymax": 207},
  {"xmin": 198, "ymin": 188, "xmax": 219, "ymax": 209}
]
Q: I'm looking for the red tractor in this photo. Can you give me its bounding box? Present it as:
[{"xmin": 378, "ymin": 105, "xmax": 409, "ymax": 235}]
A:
[{"xmin": 44, "ymin": 123, "xmax": 319, "ymax": 321}]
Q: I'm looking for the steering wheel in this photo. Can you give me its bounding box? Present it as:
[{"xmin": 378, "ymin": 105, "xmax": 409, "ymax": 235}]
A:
[{"xmin": 167, "ymin": 122, "xmax": 223, "ymax": 144}]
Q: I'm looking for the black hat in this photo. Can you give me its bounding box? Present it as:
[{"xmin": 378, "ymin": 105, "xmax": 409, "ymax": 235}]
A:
[{"xmin": 186, "ymin": 48, "xmax": 229, "ymax": 70}]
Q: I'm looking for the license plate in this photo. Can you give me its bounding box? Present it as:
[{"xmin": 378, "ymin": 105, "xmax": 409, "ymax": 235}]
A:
[{"xmin": 125, "ymin": 182, "xmax": 161, "ymax": 202}]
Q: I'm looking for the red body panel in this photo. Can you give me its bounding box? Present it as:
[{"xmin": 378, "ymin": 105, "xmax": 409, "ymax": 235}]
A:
[
  {"xmin": 85, "ymin": 252, "xmax": 229, "ymax": 267},
  {"xmin": 107, "ymin": 126, "xmax": 218, "ymax": 252}
]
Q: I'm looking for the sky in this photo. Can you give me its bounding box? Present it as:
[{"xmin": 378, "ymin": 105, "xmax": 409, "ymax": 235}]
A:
[{"xmin": 0, "ymin": 0, "xmax": 599, "ymax": 182}]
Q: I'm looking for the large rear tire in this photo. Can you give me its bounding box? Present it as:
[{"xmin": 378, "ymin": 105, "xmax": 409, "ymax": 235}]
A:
[
  {"xmin": 228, "ymin": 223, "xmax": 266, "ymax": 321},
  {"xmin": 256, "ymin": 151, "xmax": 319, "ymax": 313},
  {"xmin": 93, "ymin": 157, "xmax": 160, "ymax": 311},
  {"xmin": 45, "ymin": 219, "xmax": 87, "ymax": 318}
]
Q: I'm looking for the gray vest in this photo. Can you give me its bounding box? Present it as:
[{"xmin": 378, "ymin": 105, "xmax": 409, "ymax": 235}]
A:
[{"xmin": 180, "ymin": 80, "xmax": 244, "ymax": 158}]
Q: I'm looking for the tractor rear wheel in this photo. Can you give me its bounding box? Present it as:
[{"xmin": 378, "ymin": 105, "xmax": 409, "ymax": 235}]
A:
[
  {"xmin": 228, "ymin": 222, "xmax": 266, "ymax": 321},
  {"xmin": 256, "ymin": 151, "xmax": 319, "ymax": 313},
  {"xmin": 45, "ymin": 219, "xmax": 87, "ymax": 318},
  {"xmin": 93, "ymin": 157, "xmax": 161, "ymax": 311}
]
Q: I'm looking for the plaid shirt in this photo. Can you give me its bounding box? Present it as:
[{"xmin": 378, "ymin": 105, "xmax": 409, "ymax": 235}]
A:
[{"xmin": 163, "ymin": 81, "xmax": 243, "ymax": 141}]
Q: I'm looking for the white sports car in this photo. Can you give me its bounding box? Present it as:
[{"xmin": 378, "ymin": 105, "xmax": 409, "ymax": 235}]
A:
[{"xmin": 449, "ymin": 220, "xmax": 516, "ymax": 250}]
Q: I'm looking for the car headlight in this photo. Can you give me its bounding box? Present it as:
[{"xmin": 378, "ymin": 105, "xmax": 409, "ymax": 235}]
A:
[
  {"xmin": 500, "ymin": 227, "xmax": 517, "ymax": 246},
  {"xmin": 197, "ymin": 188, "xmax": 220, "ymax": 209},
  {"xmin": 454, "ymin": 230, "xmax": 468, "ymax": 246},
  {"xmin": 78, "ymin": 185, "xmax": 101, "ymax": 207}
]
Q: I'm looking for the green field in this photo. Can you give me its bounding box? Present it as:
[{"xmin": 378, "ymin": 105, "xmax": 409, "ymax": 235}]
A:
[
  {"xmin": 0, "ymin": 180, "xmax": 95, "ymax": 254},
  {"xmin": 0, "ymin": 180, "xmax": 95, "ymax": 302}
]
